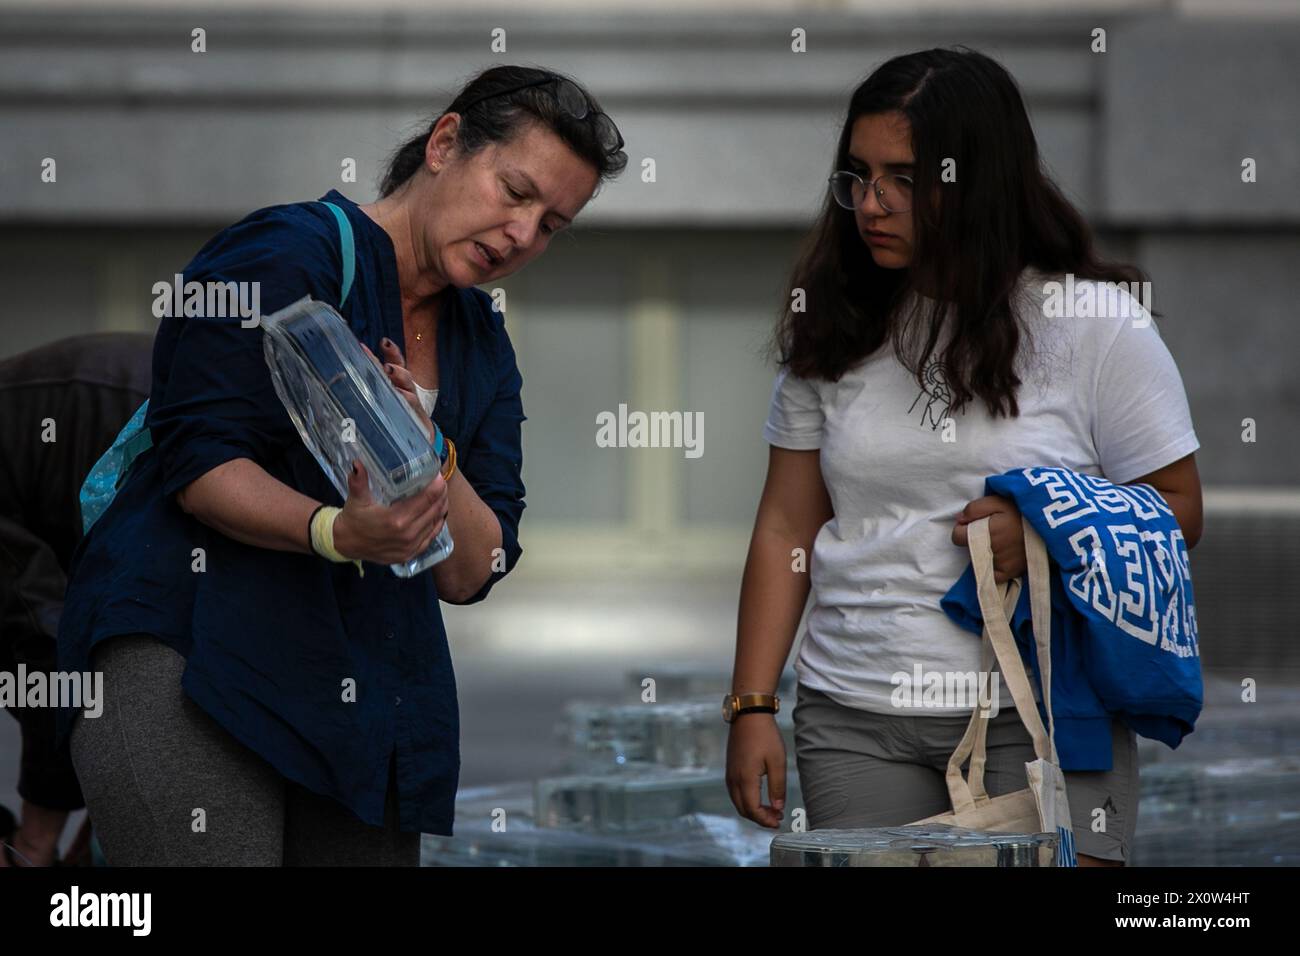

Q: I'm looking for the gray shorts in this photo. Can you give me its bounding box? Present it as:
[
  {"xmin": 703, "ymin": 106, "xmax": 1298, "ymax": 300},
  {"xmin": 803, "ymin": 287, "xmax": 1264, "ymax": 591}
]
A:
[{"xmin": 792, "ymin": 682, "xmax": 1139, "ymax": 863}]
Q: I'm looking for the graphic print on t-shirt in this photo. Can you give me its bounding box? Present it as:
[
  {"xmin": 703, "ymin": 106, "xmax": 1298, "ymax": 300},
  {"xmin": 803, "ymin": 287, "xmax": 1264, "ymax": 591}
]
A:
[{"xmin": 907, "ymin": 357, "xmax": 953, "ymax": 429}]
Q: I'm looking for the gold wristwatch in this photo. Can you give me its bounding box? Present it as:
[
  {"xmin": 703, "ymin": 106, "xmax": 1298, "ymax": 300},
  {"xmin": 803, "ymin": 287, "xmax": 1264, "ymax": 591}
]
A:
[{"xmin": 722, "ymin": 692, "xmax": 780, "ymax": 723}]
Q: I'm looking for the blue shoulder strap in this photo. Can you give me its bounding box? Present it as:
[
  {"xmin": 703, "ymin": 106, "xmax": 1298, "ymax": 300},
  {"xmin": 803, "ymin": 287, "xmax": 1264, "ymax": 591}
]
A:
[{"xmin": 320, "ymin": 200, "xmax": 355, "ymax": 308}]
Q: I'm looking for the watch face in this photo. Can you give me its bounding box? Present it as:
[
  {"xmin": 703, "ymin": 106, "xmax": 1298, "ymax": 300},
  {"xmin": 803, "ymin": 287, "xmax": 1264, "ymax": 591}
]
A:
[{"xmin": 722, "ymin": 695, "xmax": 735, "ymax": 721}]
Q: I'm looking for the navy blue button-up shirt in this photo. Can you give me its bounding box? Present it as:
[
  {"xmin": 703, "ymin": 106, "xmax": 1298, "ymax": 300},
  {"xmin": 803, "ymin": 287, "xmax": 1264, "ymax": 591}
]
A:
[{"xmin": 56, "ymin": 189, "xmax": 526, "ymax": 835}]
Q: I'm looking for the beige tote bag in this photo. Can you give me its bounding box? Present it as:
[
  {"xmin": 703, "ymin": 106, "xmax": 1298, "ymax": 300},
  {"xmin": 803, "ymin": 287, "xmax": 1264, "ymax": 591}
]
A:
[{"xmin": 908, "ymin": 514, "xmax": 1078, "ymax": 866}]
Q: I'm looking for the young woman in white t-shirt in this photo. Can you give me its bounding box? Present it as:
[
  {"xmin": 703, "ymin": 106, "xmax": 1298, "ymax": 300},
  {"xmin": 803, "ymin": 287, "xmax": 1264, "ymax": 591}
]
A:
[{"xmin": 725, "ymin": 47, "xmax": 1202, "ymax": 866}]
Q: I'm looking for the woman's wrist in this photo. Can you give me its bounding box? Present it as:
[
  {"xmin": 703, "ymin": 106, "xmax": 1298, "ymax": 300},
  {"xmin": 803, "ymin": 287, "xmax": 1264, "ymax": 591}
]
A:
[
  {"xmin": 312, "ymin": 505, "xmax": 366, "ymax": 575},
  {"xmin": 329, "ymin": 507, "xmax": 358, "ymax": 560},
  {"xmin": 306, "ymin": 504, "xmax": 327, "ymax": 554}
]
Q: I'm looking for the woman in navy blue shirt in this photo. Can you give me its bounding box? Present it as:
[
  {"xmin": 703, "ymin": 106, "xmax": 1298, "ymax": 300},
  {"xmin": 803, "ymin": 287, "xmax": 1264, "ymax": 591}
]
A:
[{"xmin": 57, "ymin": 66, "xmax": 626, "ymax": 865}]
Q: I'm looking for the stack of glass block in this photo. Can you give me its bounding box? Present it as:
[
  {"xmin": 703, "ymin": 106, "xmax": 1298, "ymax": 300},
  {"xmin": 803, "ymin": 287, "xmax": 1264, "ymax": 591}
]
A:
[
  {"xmin": 423, "ymin": 668, "xmax": 1300, "ymax": 866},
  {"xmin": 1131, "ymin": 676, "xmax": 1300, "ymax": 866},
  {"xmin": 553, "ymin": 666, "xmax": 797, "ymax": 774},
  {"xmin": 771, "ymin": 825, "xmax": 1058, "ymax": 867},
  {"xmin": 1133, "ymin": 756, "xmax": 1300, "ymax": 866},
  {"xmin": 422, "ymin": 667, "xmax": 800, "ymax": 866},
  {"xmin": 534, "ymin": 767, "xmax": 732, "ymax": 828},
  {"xmin": 422, "ymin": 779, "xmax": 777, "ymax": 866},
  {"xmin": 557, "ymin": 699, "xmax": 796, "ymax": 774}
]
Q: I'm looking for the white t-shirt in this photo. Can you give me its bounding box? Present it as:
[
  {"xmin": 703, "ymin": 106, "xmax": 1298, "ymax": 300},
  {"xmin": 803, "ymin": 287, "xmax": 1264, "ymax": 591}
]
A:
[{"xmin": 762, "ymin": 267, "xmax": 1200, "ymax": 715}]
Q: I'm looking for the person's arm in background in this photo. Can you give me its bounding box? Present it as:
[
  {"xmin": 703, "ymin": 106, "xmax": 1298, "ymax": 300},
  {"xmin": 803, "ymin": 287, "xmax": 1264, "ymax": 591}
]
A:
[
  {"xmin": 727, "ymin": 446, "xmax": 833, "ymax": 829},
  {"xmin": 0, "ymin": 516, "xmax": 66, "ymax": 652},
  {"xmin": 0, "ymin": 515, "xmax": 79, "ymax": 868}
]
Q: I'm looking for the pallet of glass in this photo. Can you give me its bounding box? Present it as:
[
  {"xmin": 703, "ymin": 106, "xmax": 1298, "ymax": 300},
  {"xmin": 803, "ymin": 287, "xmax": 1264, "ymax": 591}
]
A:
[{"xmin": 770, "ymin": 824, "xmax": 1058, "ymax": 867}]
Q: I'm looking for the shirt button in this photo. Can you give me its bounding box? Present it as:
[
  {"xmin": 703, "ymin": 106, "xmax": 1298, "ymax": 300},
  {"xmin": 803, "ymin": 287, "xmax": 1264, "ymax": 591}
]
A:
[
  {"xmin": 385, "ymin": 632, "xmax": 394, "ymax": 641},
  {"xmin": 395, "ymin": 696, "xmax": 402, "ymax": 706}
]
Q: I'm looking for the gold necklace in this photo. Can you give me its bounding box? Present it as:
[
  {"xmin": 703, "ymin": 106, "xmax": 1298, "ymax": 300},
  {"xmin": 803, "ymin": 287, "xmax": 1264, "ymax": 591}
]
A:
[{"xmin": 411, "ymin": 299, "xmax": 440, "ymax": 343}]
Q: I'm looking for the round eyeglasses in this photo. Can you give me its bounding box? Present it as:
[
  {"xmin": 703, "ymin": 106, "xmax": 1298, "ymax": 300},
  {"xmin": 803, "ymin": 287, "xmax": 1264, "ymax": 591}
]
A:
[
  {"xmin": 828, "ymin": 170, "xmax": 914, "ymax": 214},
  {"xmin": 456, "ymin": 75, "xmax": 625, "ymax": 158}
]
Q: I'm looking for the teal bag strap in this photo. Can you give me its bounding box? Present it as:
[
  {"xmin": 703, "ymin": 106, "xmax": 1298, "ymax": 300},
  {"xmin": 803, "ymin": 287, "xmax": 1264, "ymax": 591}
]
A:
[
  {"xmin": 320, "ymin": 200, "xmax": 355, "ymax": 308},
  {"xmin": 118, "ymin": 412, "xmax": 154, "ymax": 480}
]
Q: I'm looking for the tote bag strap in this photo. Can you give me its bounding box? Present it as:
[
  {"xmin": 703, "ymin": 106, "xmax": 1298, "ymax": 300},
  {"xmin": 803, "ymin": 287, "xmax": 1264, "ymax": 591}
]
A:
[
  {"xmin": 968, "ymin": 515, "xmax": 1052, "ymax": 757},
  {"xmin": 944, "ymin": 575, "xmax": 1019, "ymax": 809},
  {"xmin": 1022, "ymin": 512, "xmax": 1061, "ymax": 765},
  {"xmin": 942, "ymin": 515, "xmax": 1055, "ymax": 814},
  {"xmin": 970, "ymin": 516, "xmax": 1060, "ymax": 791},
  {"xmin": 962, "ymin": 579, "xmax": 1018, "ymax": 804}
]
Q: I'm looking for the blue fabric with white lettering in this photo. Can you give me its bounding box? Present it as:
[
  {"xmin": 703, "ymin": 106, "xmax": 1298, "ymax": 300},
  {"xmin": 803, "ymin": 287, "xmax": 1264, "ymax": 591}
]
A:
[{"xmin": 940, "ymin": 466, "xmax": 1202, "ymax": 771}]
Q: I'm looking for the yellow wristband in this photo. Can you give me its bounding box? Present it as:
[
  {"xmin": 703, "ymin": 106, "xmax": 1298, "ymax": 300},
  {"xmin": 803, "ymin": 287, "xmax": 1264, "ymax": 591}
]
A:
[{"xmin": 310, "ymin": 505, "xmax": 364, "ymax": 576}]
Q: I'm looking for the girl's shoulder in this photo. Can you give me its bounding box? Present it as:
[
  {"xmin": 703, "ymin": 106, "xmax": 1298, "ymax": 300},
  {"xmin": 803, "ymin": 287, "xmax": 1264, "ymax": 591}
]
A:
[
  {"xmin": 1018, "ymin": 267, "xmax": 1153, "ymax": 328},
  {"xmin": 1016, "ymin": 266, "xmax": 1158, "ymax": 360}
]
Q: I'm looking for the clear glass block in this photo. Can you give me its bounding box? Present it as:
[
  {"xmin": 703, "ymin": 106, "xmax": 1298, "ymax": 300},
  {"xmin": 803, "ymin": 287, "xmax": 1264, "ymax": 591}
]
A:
[
  {"xmin": 770, "ymin": 824, "xmax": 1058, "ymax": 867},
  {"xmin": 261, "ymin": 295, "xmax": 453, "ymax": 576},
  {"xmin": 534, "ymin": 768, "xmax": 733, "ymax": 830}
]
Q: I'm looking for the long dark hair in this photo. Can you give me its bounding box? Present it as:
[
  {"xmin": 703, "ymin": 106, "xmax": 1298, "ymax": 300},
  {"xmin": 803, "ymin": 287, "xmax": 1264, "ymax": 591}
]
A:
[
  {"xmin": 379, "ymin": 64, "xmax": 627, "ymax": 199},
  {"xmin": 774, "ymin": 46, "xmax": 1147, "ymax": 418}
]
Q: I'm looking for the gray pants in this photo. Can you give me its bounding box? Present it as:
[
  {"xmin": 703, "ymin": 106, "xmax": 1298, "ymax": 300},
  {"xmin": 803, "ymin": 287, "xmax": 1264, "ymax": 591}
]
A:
[
  {"xmin": 793, "ymin": 682, "xmax": 1139, "ymax": 862},
  {"xmin": 70, "ymin": 634, "xmax": 419, "ymax": 866}
]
